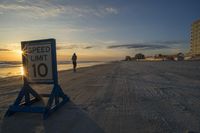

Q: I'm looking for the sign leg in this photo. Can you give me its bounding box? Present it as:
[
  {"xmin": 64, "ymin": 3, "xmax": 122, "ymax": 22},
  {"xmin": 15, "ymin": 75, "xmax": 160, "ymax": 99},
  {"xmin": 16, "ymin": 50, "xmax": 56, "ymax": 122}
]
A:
[
  {"xmin": 43, "ymin": 84, "xmax": 69, "ymax": 119},
  {"xmin": 5, "ymin": 83, "xmax": 42, "ymax": 117}
]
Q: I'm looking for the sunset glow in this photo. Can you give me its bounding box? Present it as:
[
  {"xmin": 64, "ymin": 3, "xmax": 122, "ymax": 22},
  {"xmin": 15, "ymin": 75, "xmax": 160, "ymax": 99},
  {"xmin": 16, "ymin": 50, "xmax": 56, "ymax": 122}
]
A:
[
  {"xmin": 13, "ymin": 50, "xmax": 24, "ymax": 56},
  {"xmin": 0, "ymin": 0, "xmax": 200, "ymax": 61}
]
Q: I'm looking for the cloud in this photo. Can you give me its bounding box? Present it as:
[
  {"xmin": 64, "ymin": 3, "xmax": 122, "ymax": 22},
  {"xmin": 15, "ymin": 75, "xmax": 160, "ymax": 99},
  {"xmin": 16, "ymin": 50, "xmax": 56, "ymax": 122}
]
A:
[
  {"xmin": 64, "ymin": 27, "xmax": 107, "ymax": 33},
  {"xmin": 108, "ymin": 43, "xmax": 169, "ymax": 50},
  {"xmin": 0, "ymin": 2, "xmax": 65, "ymax": 18},
  {"xmin": 96, "ymin": 40, "xmax": 117, "ymax": 44},
  {"xmin": 0, "ymin": 48, "xmax": 11, "ymax": 51},
  {"xmin": 57, "ymin": 45, "xmax": 78, "ymax": 50},
  {"xmin": 61, "ymin": 6, "xmax": 118, "ymax": 18},
  {"xmin": 107, "ymin": 40, "xmax": 188, "ymax": 51},
  {"xmin": 84, "ymin": 46, "xmax": 93, "ymax": 49},
  {"xmin": 105, "ymin": 7, "xmax": 118, "ymax": 14},
  {"xmin": 0, "ymin": 1, "xmax": 119, "ymax": 18},
  {"xmin": 56, "ymin": 43, "xmax": 94, "ymax": 50},
  {"xmin": 153, "ymin": 40, "xmax": 188, "ymax": 45}
]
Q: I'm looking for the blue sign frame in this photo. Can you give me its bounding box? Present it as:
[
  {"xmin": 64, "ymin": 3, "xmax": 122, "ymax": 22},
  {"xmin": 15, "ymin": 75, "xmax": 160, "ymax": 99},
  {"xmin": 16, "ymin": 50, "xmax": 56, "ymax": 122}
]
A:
[{"xmin": 5, "ymin": 38, "xmax": 69, "ymax": 119}]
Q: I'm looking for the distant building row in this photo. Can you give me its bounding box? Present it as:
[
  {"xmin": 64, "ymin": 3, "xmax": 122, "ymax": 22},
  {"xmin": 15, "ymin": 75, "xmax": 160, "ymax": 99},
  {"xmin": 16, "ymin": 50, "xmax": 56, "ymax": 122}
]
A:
[{"xmin": 125, "ymin": 52, "xmax": 184, "ymax": 61}]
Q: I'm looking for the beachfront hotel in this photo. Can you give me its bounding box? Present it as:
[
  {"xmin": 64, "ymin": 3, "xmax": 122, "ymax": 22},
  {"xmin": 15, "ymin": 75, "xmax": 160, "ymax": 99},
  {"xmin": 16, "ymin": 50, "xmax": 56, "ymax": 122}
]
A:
[{"xmin": 190, "ymin": 19, "xmax": 200, "ymax": 56}]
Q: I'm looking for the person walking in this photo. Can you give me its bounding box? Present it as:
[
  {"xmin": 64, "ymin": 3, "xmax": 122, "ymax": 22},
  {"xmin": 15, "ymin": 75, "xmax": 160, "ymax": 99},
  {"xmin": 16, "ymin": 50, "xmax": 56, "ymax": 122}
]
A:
[{"xmin": 71, "ymin": 53, "xmax": 77, "ymax": 72}]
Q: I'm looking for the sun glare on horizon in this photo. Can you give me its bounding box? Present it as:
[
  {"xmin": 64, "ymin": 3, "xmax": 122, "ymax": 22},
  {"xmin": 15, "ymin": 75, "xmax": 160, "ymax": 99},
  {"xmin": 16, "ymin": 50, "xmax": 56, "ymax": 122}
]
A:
[{"xmin": 15, "ymin": 50, "xmax": 24, "ymax": 55}]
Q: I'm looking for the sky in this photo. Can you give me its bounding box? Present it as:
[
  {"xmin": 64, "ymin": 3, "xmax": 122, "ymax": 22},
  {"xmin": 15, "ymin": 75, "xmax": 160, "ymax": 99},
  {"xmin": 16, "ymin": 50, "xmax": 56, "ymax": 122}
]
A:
[{"xmin": 0, "ymin": 0, "xmax": 200, "ymax": 61}]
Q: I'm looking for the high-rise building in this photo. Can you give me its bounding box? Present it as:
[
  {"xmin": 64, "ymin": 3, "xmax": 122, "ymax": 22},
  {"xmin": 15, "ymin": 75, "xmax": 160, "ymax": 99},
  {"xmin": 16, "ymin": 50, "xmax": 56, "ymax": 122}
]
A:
[{"xmin": 190, "ymin": 19, "xmax": 200, "ymax": 56}]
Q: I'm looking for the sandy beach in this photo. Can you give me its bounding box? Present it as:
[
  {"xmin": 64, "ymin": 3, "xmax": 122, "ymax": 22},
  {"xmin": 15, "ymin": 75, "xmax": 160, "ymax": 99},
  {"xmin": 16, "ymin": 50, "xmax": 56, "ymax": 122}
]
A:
[{"xmin": 0, "ymin": 61, "xmax": 200, "ymax": 133}]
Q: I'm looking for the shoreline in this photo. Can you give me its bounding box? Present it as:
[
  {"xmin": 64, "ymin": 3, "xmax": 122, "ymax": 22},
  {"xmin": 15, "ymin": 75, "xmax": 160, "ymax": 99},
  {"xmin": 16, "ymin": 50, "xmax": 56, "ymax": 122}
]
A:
[
  {"xmin": 1, "ymin": 60, "xmax": 199, "ymax": 79},
  {"xmin": 0, "ymin": 61, "xmax": 110, "ymax": 80}
]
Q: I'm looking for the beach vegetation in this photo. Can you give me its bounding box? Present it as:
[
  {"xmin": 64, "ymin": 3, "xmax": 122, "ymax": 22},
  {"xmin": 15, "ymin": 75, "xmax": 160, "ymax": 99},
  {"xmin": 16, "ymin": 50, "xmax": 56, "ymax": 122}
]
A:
[{"xmin": 135, "ymin": 53, "xmax": 145, "ymax": 60}]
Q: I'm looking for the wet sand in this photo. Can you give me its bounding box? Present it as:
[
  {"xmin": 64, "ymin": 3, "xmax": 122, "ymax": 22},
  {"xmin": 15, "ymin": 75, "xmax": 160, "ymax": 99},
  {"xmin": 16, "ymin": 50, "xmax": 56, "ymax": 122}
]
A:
[{"xmin": 0, "ymin": 61, "xmax": 200, "ymax": 133}]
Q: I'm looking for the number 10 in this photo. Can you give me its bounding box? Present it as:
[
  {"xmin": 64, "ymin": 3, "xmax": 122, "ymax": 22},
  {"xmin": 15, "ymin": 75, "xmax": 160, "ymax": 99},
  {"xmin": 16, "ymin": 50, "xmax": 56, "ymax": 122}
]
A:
[{"xmin": 32, "ymin": 63, "xmax": 48, "ymax": 77}]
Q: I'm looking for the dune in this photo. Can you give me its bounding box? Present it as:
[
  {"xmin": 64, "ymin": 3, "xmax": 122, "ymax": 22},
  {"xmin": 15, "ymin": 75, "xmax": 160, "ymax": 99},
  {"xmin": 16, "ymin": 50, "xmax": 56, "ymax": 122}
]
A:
[{"xmin": 1, "ymin": 61, "xmax": 200, "ymax": 133}]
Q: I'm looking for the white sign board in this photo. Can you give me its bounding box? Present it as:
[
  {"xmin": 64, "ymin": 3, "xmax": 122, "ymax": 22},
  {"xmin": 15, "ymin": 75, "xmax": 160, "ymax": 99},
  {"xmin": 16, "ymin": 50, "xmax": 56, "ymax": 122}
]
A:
[{"xmin": 22, "ymin": 39, "xmax": 55, "ymax": 83}]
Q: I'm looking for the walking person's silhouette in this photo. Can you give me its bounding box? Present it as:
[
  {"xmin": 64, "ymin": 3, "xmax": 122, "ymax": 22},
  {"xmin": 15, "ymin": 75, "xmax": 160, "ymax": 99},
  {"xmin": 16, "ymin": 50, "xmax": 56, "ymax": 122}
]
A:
[{"xmin": 71, "ymin": 53, "xmax": 77, "ymax": 72}]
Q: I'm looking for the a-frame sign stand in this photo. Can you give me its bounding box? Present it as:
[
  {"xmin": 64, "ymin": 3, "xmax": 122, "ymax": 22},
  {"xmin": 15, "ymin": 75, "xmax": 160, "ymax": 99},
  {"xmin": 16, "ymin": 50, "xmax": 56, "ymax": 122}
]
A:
[{"xmin": 5, "ymin": 39, "xmax": 69, "ymax": 119}]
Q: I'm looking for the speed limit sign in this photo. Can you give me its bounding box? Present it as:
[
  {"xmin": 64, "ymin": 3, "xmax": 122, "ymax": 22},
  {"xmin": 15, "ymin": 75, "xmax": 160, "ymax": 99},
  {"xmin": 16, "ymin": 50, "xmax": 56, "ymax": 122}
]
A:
[
  {"xmin": 5, "ymin": 38, "xmax": 69, "ymax": 119},
  {"xmin": 22, "ymin": 39, "xmax": 57, "ymax": 84}
]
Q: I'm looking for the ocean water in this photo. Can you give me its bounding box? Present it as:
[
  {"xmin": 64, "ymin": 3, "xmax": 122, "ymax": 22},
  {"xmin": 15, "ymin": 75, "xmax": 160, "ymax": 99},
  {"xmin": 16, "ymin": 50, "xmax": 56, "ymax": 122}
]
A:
[{"xmin": 0, "ymin": 61, "xmax": 105, "ymax": 78}]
